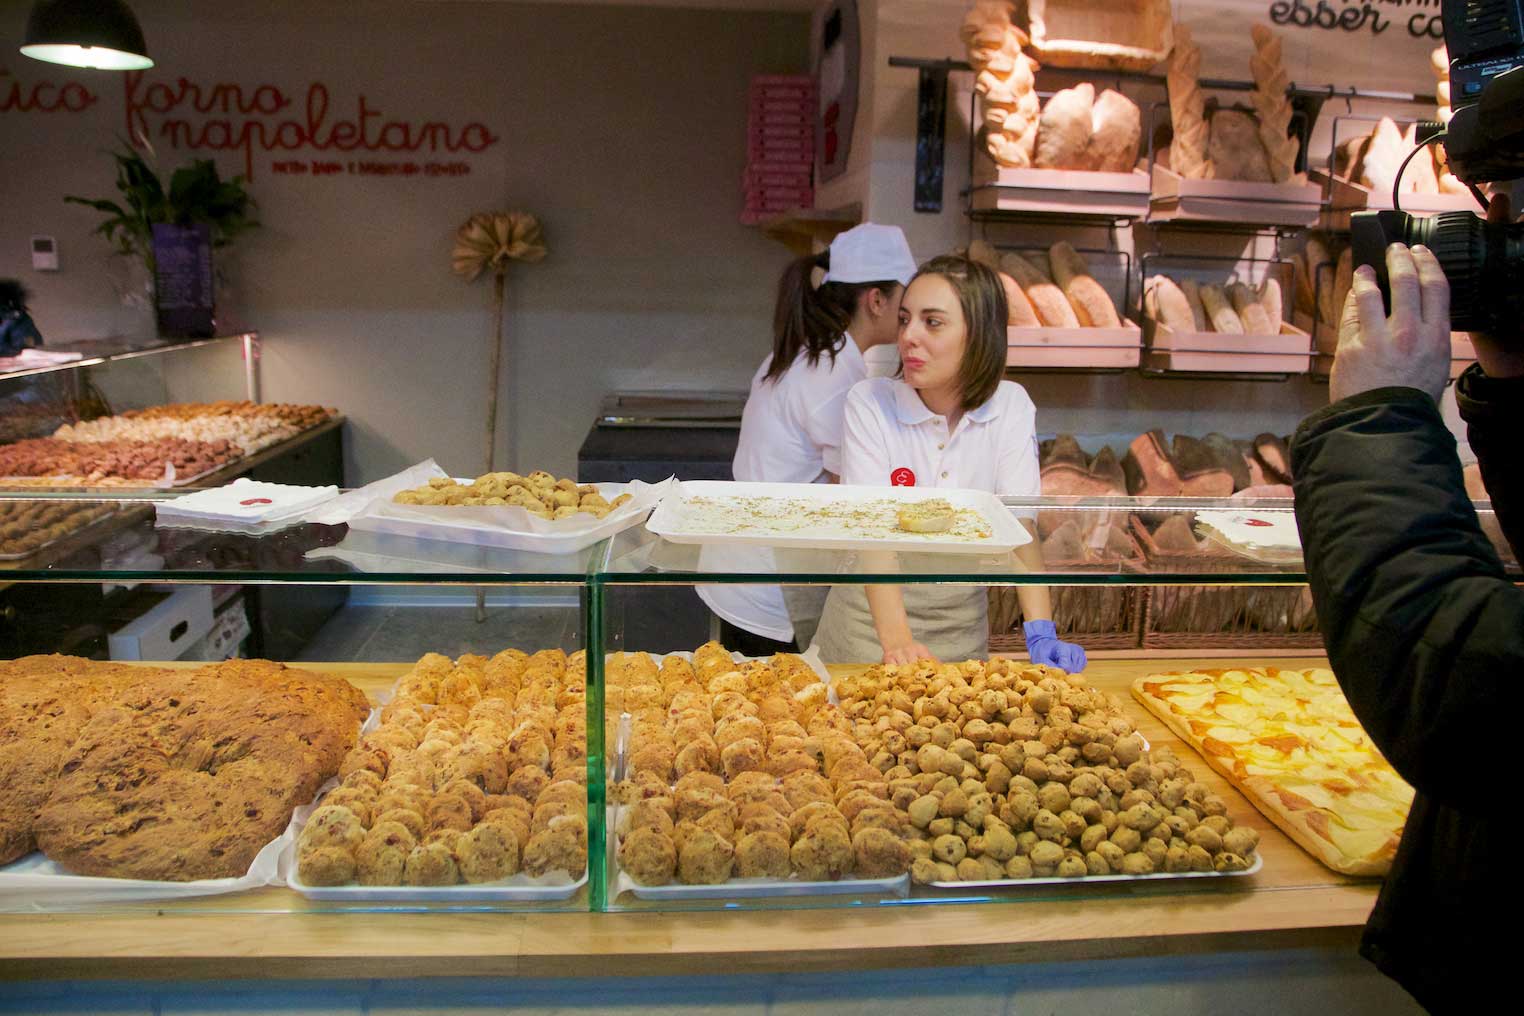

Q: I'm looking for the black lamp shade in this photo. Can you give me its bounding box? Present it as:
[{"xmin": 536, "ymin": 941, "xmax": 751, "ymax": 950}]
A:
[{"xmin": 21, "ymin": 0, "xmax": 153, "ymax": 70}]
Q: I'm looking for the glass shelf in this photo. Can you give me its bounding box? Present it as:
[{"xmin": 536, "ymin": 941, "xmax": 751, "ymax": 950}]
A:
[{"xmin": 0, "ymin": 332, "xmax": 258, "ymax": 384}]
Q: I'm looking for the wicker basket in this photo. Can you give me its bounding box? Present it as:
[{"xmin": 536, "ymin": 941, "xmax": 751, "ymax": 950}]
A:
[
  {"xmin": 988, "ymin": 522, "xmax": 1148, "ymax": 652},
  {"xmin": 1129, "ymin": 512, "xmax": 1323, "ymax": 650}
]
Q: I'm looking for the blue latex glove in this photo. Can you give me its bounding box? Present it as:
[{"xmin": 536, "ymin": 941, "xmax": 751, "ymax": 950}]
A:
[{"xmin": 1023, "ymin": 620, "xmax": 1087, "ymax": 672}]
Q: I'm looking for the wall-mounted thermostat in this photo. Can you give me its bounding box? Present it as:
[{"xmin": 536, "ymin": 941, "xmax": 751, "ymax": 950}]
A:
[{"xmin": 31, "ymin": 236, "xmax": 59, "ymax": 271}]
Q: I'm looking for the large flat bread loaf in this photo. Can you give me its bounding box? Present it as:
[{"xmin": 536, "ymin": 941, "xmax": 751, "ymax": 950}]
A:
[
  {"xmin": 1086, "ymin": 89, "xmax": 1142, "ymax": 172},
  {"xmin": 1035, "ymin": 83, "xmax": 1095, "ymax": 170},
  {"xmin": 1132, "ymin": 668, "xmax": 1413, "ymax": 876},
  {"xmin": 1001, "ymin": 252, "xmax": 1079, "ymax": 328},
  {"xmin": 1209, "ymin": 108, "xmax": 1274, "ymax": 183},
  {"xmin": 3, "ymin": 656, "xmax": 368, "ymax": 881}
]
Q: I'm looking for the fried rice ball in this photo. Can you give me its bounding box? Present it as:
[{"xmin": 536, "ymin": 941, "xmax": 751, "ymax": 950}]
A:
[
  {"xmin": 504, "ymin": 764, "xmax": 551, "ymax": 802},
  {"xmin": 789, "ymin": 801, "xmax": 848, "ymax": 840},
  {"xmin": 734, "ymin": 831, "xmax": 792, "ymax": 880},
  {"xmin": 791, "ymin": 822, "xmax": 853, "ymax": 882},
  {"xmin": 299, "ymin": 805, "xmax": 365, "ymax": 853},
  {"xmin": 445, "ymin": 744, "xmax": 509, "ymax": 794},
  {"xmin": 531, "ymin": 798, "xmax": 582, "ymax": 835},
  {"xmin": 356, "ymin": 821, "xmax": 418, "ymax": 885},
  {"xmin": 674, "ymin": 785, "xmax": 730, "ymax": 823},
  {"xmin": 767, "ymin": 750, "xmax": 819, "ymax": 778},
  {"xmin": 457, "ymin": 822, "xmax": 521, "ymax": 883},
  {"xmin": 720, "ymin": 737, "xmax": 765, "ymax": 780},
  {"xmin": 714, "ymin": 715, "xmax": 766, "ymax": 748},
  {"xmin": 780, "ymin": 771, "xmax": 834, "ymax": 810},
  {"xmin": 297, "ymin": 845, "xmax": 356, "ymax": 887},
  {"xmin": 738, "ymin": 804, "xmax": 793, "ymax": 842},
  {"xmin": 375, "ymin": 807, "xmax": 426, "ymax": 841},
  {"xmin": 852, "ymin": 827, "xmax": 912, "ymax": 879},
  {"xmin": 339, "ymin": 747, "xmax": 389, "ymax": 781},
  {"xmin": 850, "ymin": 807, "xmax": 908, "ymax": 838},
  {"xmin": 673, "ymin": 771, "xmax": 725, "ymax": 797},
  {"xmin": 522, "ymin": 815, "xmax": 588, "ymax": 877},
  {"xmin": 618, "ymin": 799, "xmax": 676, "ymax": 838},
  {"xmin": 725, "ymin": 771, "xmax": 778, "ymax": 799},
  {"xmin": 321, "ymin": 788, "xmax": 376, "ymax": 827},
  {"xmin": 426, "ymin": 794, "xmax": 475, "ymax": 834},
  {"xmin": 674, "ymin": 736, "xmax": 720, "ymax": 778},
  {"xmin": 618, "ymin": 826, "xmax": 678, "ymax": 887},
  {"xmin": 340, "ymin": 769, "xmax": 384, "ymax": 794},
  {"xmin": 536, "ymin": 779, "xmax": 586, "ymax": 810},
  {"xmin": 480, "ymin": 808, "xmax": 531, "ymax": 850},
  {"xmin": 837, "ymin": 790, "xmax": 892, "ymax": 824},
  {"xmin": 677, "ymin": 827, "xmax": 735, "ymax": 884},
  {"xmin": 438, "ymin": 779, "xmax": 488, "ymax": 821},
  {"xmin": 728, "ymin": 787, "xmax": 791, "ymax": 817},
  {"xmin": 403, "ymin": 841, "xmax": 460, "ymax": 886}
]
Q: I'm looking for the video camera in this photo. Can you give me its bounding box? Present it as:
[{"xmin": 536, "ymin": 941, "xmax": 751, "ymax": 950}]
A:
[{"xmin": 1350, "ymin": 0, "xmax": 1524, "ymax": 334}]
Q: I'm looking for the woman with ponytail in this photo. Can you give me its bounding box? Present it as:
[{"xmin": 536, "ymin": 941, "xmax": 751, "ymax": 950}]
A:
[{"xmin": 699, "ymin": 223, "xmax": 917, "ymax": 656}]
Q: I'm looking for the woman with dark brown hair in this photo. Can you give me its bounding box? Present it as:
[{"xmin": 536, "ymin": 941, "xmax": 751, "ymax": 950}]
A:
[
  {"xmin": 698, "ymin": 224, "xmax": 916, "ymax": 657},
  {"xmin": 813, "ymin": 256, "xmax": 1085, "ymax": 669}
]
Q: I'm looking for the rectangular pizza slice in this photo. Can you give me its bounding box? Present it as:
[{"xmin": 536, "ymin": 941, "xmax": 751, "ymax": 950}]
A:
[{"xmin": 1132, "ymin": 668, "xmax": 1412, "ymax": 877}]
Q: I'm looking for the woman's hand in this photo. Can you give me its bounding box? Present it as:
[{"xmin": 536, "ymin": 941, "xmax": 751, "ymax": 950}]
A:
[
  {"xmin": 1023, "ymin": 620, "xmax": 1087, "ymax": 672},
  {"xmin": 882, "ymin": 639, "xmax": 936, "ymax": 666}
]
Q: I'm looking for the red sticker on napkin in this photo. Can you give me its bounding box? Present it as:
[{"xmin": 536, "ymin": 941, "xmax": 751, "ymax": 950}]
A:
[{"xmin": 240, "ymin": 498, "xmax": 274, "ymax": 506}]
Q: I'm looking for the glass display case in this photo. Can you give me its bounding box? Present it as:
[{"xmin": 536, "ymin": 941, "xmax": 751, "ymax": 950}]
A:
[{"xmin": 1, "ymin": 490, "xmax": 1511, "ymax": 916}]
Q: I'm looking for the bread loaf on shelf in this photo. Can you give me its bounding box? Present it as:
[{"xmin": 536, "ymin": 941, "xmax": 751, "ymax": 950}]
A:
[
  {"xmin": 1248, "ymin": 25, "xmax": 1301, "ymax": 184},
  {"xmin": 1048, "ymin": 242, "xmax": 1121, "ymax": 327},
  {"xmin": 1198, "ymin": 283, "xmax": 1246, "ymax": 334},
  {"xmin": 1258, "ymin": 278, "xmax": 1284, "ymax": 332},
  {"xmin": 1229, "ymin": 282, "xmax": 1274, "ymax": 335},
  {"xmin": 1001, "ymin": 251, "xmax": 1080, "ymax": 328},
  {"xmin": 1208, "ymin": 108, "xmax": 1274, "ymax": 183},
  {"xmin": 1035, "ymin": 83, "xmax": 1095, "ymax": 170},
  {"xmin": 1086, "ymin": 88, "xmax": 1142, "ymax": 172},
  {"xmin": 1165, "ymin": 24, "xmax": 1213, "ymax": 179},
  {"xmin": 1145, "ymin": 276, "xmax": 1196, "ymax": 333},
  {"xmin": 1178, "ymin": 279, "xmax": 1210, "ymax": 332},
  {"xmin": 1000, "ymin": 271, "xmax": 1042, "ymax": 327}
]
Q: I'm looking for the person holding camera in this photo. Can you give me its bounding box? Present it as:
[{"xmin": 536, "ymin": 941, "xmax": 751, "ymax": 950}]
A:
[{"xmin": 1289, "ymin": 196, "xmax": 1521, "ymax": 1013}]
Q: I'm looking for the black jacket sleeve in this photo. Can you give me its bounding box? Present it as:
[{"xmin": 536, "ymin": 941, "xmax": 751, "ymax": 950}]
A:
[
  {"xmin": 1456, "ymin": 363, "xmax": 1524, "ymax": 557},
  {"xmin": 1291, "ymin": 387, "xmax": 1522, "ymax": 811}
]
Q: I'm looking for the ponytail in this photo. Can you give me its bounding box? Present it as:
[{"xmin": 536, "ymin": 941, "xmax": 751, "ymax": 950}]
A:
[{"xmin": 764, "ymin": 251, "xmax": 898, "ymax": 384}]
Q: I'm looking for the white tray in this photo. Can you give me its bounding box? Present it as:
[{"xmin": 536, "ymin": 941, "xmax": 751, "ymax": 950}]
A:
[
  {"xmin": 620, "ymin": 871, "xmax": 909, "ymax": 900},
  {"xmin": 645, "ymin": 481, "xmax": 1032, "ymax": 555},
  {"xmin": 347, "ymin": 478, "xmax": 669, "ymax": 556},
  {"xmin": 928, "ymin": 851, "xmax": 1262, "ymax": 889},
  {"xmin": 286, "ymin": 865, "xmax": 587, "ymax": 902}
]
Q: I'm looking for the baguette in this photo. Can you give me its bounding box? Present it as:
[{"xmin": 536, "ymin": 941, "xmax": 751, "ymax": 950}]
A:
[
  {"xmin": 1146, "ymin": 276, "xmax": 1196, "ymax": 333},
  {"xmin": 1258, "ymin": 278, "xmax": 1284, "ymax": 332},
  {"xmin": 1249, "ymin": 25, "xmax": 1300, "ymax": 184},
  {"xmin": 1048, "ymin": 242, "xmax": 1120, "ymax": 327},
  {"xmin": 1199, "ymin": 284, "xmax": 1245, "ymax": 334},
  {"xmin": 1001, "ymin": 252, "xmax": 1080, "ymax": 328},
  {"xmin": 999, "ymin": 272, "xmax": 1041, "ymax": 327},
  {"xmin": 1229, "ymin": 282, "xmax": 1274, "ymax": 334},
  {"xmin": 1179, "ymin": 279, "xmax": 1210, "ymax": 332}
]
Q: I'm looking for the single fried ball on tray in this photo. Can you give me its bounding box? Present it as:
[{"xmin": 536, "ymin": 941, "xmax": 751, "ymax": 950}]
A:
[
  {"xmin": 851, "ymin": 827, "xmax": 912, "ymax": 879},
  {"xmin": 791, "ymin": 822, "xmax": 853, "ymax": 882},
  {"xmin": 299, "ymin": 805, "xmax": 365, "ymax": 853},
  {"xmin": 297, "ymin": 845, "xmax": 356, "ymax": 887},
  {"xmin": 618, "ymin": 826, "xmax": 678, "ymax": 886},
  {"xmin": 734, "ymin": 831, "xmax": 791, "ymax": 880},
  {"xmin": 356, "ymin": 821, "xmax": 417, "ymax": 885},
  {"xmin": 677, "ymin": 827, "xmax": 734, "ymax": 884},
  {"xmin": 458, "ymin": 822, "xmax": 521, "ymax": 883},
  {"xmin": 403, "ymin": 841, "xmax": 460, "ymax": 886}
]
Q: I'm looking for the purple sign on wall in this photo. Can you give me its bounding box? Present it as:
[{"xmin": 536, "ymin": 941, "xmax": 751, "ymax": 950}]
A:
[{"xmin": 151, "ymin": 223, "xmax": 215, "ymax": 339}]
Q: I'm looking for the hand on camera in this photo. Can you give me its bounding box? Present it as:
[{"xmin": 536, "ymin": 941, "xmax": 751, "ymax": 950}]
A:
[
  {"xmin": 1470, "ymin": 195, "xmax": 1524, "ymax": 380},
  {"xmin": 1023, "ymin": 620, "xmax": 1087, "ymax": 673},
  {"xmin": 1330, "ymin": 243, "xmax": 1451, "ymax": 405}
]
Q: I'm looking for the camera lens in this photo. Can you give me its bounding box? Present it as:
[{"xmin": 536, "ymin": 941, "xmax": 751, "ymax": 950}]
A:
[{"xmin": 1350, "ymin": 210, "xmax": 1524, "ymax": 335}]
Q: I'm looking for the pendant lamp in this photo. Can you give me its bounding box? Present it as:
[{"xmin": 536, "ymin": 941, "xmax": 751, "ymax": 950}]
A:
[{"xmin": 20, "ymin": 0, "xmax": 153, "ymax": 71}]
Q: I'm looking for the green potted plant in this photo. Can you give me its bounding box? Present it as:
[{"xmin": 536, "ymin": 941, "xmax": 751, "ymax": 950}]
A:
[{"xmin": 65, "ymin": 143, "xmax": 258, "ymax": 339}]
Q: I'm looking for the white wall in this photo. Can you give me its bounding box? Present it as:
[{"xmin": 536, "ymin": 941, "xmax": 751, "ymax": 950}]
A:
[{"xmin": 1, "ymin": 0, "xmax": 809, "ymax": 482}]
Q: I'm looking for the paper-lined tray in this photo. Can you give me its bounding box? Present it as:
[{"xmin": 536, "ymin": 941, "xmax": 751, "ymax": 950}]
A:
[
  {"xmin": 348, "ymin": 477, "xmax": 669, "ymax": 556},
  {"xmin": 646, "ymin": 481, "xmax": 1031, "ymax": 555},
  {"xmin": 0, "ymin": 809, "xmax": 292, "ymax": 909},
  {"xmin": 927, "ymin": 852, "xmax": 1262, "ymax": 890}
]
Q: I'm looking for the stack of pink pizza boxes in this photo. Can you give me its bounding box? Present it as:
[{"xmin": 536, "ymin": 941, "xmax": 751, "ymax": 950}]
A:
[{"xmin": 741, "ymin": 75, "xmax": 815, "ymax": 225}]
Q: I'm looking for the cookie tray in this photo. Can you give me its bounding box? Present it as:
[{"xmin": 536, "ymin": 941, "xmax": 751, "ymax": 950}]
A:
[
  {"xmin": 618, "ymin": 870, "xmax": 909, "ymax": 901},
  {"xmin": 928, "ymin": 852, "xmax": 1262, "ymax": 889},
  {"xmin": 646, "ymin": 480, "xmax": 1032, "ymax": 555},
  {"xmin": 285, "ymin": 865, "xmax": 587, "ymax": 902}
]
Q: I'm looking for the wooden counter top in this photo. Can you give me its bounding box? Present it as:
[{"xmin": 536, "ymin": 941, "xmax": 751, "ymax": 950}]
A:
[{"xmin": 0, "ymin": 657, "xmax": 1378, "ymax": 981}]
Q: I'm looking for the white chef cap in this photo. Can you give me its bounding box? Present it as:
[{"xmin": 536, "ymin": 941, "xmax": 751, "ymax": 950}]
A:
[{"xmin": 821, "ymin": 223, "xmax": 917, "ymax": 287}]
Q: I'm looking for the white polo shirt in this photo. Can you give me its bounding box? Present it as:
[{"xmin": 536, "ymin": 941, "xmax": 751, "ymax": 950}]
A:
[
  {"xmin": 840, "ymin": 377, "xmax": 1040, "ymax": 496},
  {"xmin": 698, "ymin": 338, "xmax": 869, "ymax": 641}
]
